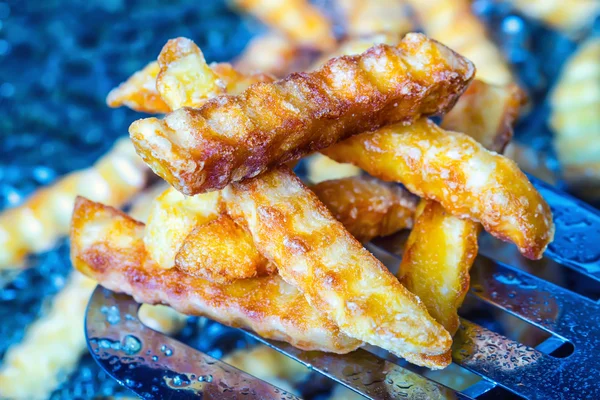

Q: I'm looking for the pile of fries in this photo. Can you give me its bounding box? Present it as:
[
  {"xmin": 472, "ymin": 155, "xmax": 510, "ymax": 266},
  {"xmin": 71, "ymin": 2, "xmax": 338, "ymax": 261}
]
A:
[
  {"xmin": 10, "ymin": 0, "xmax": 599, "ymax": 397},
  {"xmin": 71, "ymin": 0, "xmax": 556, "ymax": 372}
]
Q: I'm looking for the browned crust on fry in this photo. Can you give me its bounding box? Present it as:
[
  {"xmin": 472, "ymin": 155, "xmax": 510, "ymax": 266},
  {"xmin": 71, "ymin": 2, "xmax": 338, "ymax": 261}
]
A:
[
  {"xmin": 70, "ymin": 196, "xmax": 361, "ymax": 353},
  {"xmin": 130, "ymin": 33, "xmax": 475, "ymax": 195},
  {"xmin": 223, "ymin": 167, "xmax": 452, "ymax": 366},
  {"xmin": 323, "ymin": 118, "xmax": 554, "ymax": 259},
  {"xmin": 311, "ymin": 176, "xmax": 417, "ymax": 242},
  {"xmin": 175, "ymin": 214, "xmax": 276, "ymax": 283}
]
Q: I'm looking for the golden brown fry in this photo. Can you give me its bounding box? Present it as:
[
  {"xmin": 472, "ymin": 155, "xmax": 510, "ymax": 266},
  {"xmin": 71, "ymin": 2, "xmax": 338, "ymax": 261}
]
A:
[
  {"xmin": 442, "ymin": 80, "xmax": 526, "ymax": 153},
  {"xmin": 399, "ymin": 201, "xmax": 479, "ymax": 335},
  {"xmin": 336, "ymin": 0, "xmax": 413, "ymax": 37},
  {"xmin": 157, "ymin": 37, "xmax": 274, "ymax": 110},
  {"xmin": 130, "ymin": 33, "xmax": 475, "ymax": 195},
  {"xmin": 224, "ymin": 167, "xmax": 452, "ymax": 367},
  {"xmin": 175, "ymin": 176, "xmax": 416, "ymax": 282},
  {"xmin": 231, "ymin": 0, "xmax": 335, "ymax": 51},
  {"xmin": 70, "ymin": 197, "xmax": 362, "ymax": 354},
  {"xmin": 0, "ymin": 137, "xmax": 148, "ymax": 270},
  {"xmin": 399, "ymin": 80, "xmax": 524, "ymax": 335},
  {"xmin": 176, "ymin": 214, "xmax": 276, "ymax": 283},
  {"xmin": 551, "ymin": 38, "xmax": 600, "ymax": 199},
  {"xmin": 509, "ymin": 0, "xmax": 600, "ymax": 36},
  {"xmin": 106, "ymin": 62, "xmax": 170, "ymax": 114},
  {"xmin": 311, "ymin": 176, "xmax": 417, "ymax": 242},
  {"xmin": 405, "ymin": 0, "xmax": 512, "ymax": 85},
  {"xmin": 234, "ymin": 33, "xmax": 306, "ymax": 77},
  {"xmin": 323, "ymin": 118, "xmax": 554, "ymax": 260},
  {"xmin": 143, "ymin": 187, "xmax": 222, "ymax": 269}
]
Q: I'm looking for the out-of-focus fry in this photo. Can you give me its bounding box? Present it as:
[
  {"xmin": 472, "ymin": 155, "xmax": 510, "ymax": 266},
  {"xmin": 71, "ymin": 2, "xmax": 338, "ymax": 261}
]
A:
[
  {"xmin": 71, "ymin": 197, "xmax": 362, "ymax": 354},
  {"xmin": 305, "ymin": 153, "xmax": 361, "ymax": 184},
  {"xmin": 336, "ymin": 0, "xmax": 413, "ymax": 37},
  {"xmin": 323, "ymin": 118, "xmax": 554, "ymax": 260},
  {"xmin": 234, "ymin": 33, "xmax": 306, "ymax": 77},
  {"xmin": 143, "ymin": 187, "xmax": 221, "ymax": 269},
  {"xmin": 404, "ymin": 0, "xmax": 512, "ymax": 85},
  {"xmin": 130, "ymin": 33, "xmax": 475, "ymax": 195},
  {"xmin": 175, "ymin": 176, "xmax": 416, "ymax": 282},
  {"xmin": 176, "ymin": 214, "xmax": 276, "ymax": 283},
  {"xmin": 157, "ymin": 37, "xmax": 274, "ymax": 110},
  {"xmin": 231, "ymin": 0, "xmax": 335, "ymax": 51},
  {"xmin": 138, "ymin": 304, "xmax": 188, "ymax": 335},
  {"xmin": 508, "ymin": 0, "xmax": 600, "ymax": 36},
  {"xmin": 399, "ymin": 201, "xmax": 479, "ymax": 335},
  {"xmin": 106, "ymin": 61, "xmax": 171, "ymax": 113},
  {"xmin": 0, "ymin": 137, "xmax": 148, "ymax": 270},
  {"xmin": 224, "ymin": 167, "xmax": 452, "ymax": 367},
  {"xmin": 442, "ymin": 80, "xmax": 526, "ymax": 153},
  {"xmin": 0, "ymin": 272, "xmax": 96, "ymax": 400},
  {"xmin": 311, "ymin": 176, "xmax": 417, "ymax": 242},
  {"xmin": 551, "ymin": 38, "xmax": 600, "ymax": 199},
  {"xmin": 128, "ymin": 182, "xmax": 170, "ymax": 221}
]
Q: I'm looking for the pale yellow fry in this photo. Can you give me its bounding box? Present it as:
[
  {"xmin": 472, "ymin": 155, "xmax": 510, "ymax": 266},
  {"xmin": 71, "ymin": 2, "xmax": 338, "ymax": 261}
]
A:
[
  {"xmin": 232, "ymin": 0, "xmax": 335, "ymax": 50},
  {"xmin": 0, "ymin": 137, "xmax": 148, "ymax": 270},
  {"xmin": 323, "ymin": 118, "xmax": 554, "ymax": 260},
  {"xmin": 336, "ymin": 0, "xmax": 413, "ymax": 37},
  {"xmin": 509, "ymin": 0, "xmax": 600, "ymax": 35},
  {"xmin": 551, "ymin": 38, "xmax": 600, "ymax": 198},
  {"xmin": 234, "ymin": 33, "xmax": 304, "ymax": 77},
  {"xmin": 224, "ymin": 167, "xmax": 452, "ymax": 367},
  {"xmin": 405, "ymin": 0, "xmax": 512, "ymax": 84}
]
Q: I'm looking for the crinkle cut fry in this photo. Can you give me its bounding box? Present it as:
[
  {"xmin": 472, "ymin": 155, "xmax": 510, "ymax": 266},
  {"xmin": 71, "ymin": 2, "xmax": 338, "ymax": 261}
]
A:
[
  {"xmin": 71, "ymin": 197, "xmax": 362, "ymax": 354},
  {"xmin": 130, "ymin": 33, "xmax": 475, "ymax": 195},
  {"xmin": 336, "ymin": 0, "xmax": 414, "ymax": 37},
  {"xmin": 398, "ymin": 80, "xmax": 524, "ymax": 336},
  {"xmin": 0, "ymin": 137, "xmax": 148, "ymax": 270},
  {"xmin": 323, "ymin": 118, "xmax": 554, "ymax": 260},
  {"xmin": 508, "ymin": 0, "xmax": 600, "ymax": 36},
  {"xmin": 106, "ymin": 37, "xmax": 273, "ymax": 114},
  {"xmin": 404, "ymin": 0, "xmax": 512, "ymax": 85},
  {"xmin": 223, "ymin": 167, "xmax": 452, "ymax": 367},
  {"xmin": 231, "ymin": 0, "xmax": 335, "ymax": 51},
  {"xmin": 174, "ymin": 176, "xmax": 416, "ymax": 283}
]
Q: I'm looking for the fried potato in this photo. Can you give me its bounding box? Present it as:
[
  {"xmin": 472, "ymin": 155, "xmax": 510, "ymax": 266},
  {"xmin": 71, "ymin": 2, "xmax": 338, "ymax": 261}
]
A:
[
  {"xmin": 508, "ymin": 0, "xmax": 600, "ymax": 36},
  {"xmin": 323, "ymin": 118, "xmax": 554, "ymax": 259},
  {"xmin": 157, "ymin": 37, "xmax": 273, "ymax": 110},
  {"xmin": 143, "ymin": 187, "xmax": 222, "ymax": 269},
  {"xmin": 551, "ymin": 38, "xmax": 600, "ymax": 199},
  {"xmin": 399, "ymin": 201, "xmax": 479, "ymax": 335},
  {"xmin": 223, "ymin": 167, "xmax": 452, "ymax": 367},
  {"xmin": 442, "ymin": 80, "xmax": 526, "ymax": 153},
  {"xmin": 336, "ymin": 0, "xmax": 413, "ymax": 37},
  {"xmin": 234, "ymin": 33, "xmax": 307, "ymax": 77},
  {"xmin": 305, "ymin": 153, "xmax": 361, "ymax": 184},
  {"xmin": 70, "ymin": 197, "xmax": 362, "ymax": 354},
  {"xmin": 130, "ymin": 33, "xmax": 475, "ymax": 195},
  {"xmin": 231, "ymin": 0, "xmax": 335, "ymax": 51},
  {"xmin": 405, "ymin": 0, "xmax": 512, "ymax": 85},
  {"xmin": 0, "ymin": 271, "xmax": 96, "ymax": 400},
  {"xmin": 0, "ymin": 137, "xmax": 148, "ymax": 270},
  {"xmin": 176, "ymin": 214, "xmax": 276, "ymax": 283},
  {"xmin": 175, "ymin": 176, "xmax": 416, "ymax": 282},
  {"xmin": 399, "ymin": 80, "xmax": 524, "ymax": 335},
  {"xmin": 311, "ymin": 176, "xmax": 417, "ymax": 242},
  {"xmin": 106, "ymin": 61, "xmax": 171, "ymax": 113}
]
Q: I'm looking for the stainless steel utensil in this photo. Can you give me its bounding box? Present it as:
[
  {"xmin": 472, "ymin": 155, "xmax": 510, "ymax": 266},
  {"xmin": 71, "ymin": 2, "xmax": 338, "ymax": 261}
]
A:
[{"xmin": 85, "ymin": 176, "xmax": 600, "ymax": 399}]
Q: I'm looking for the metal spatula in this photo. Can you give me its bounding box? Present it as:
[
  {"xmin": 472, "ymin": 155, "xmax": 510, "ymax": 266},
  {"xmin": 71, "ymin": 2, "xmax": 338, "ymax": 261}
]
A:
[{"xmin": 85, "ymin": 176, "xmax": 600, "ymax": 399}]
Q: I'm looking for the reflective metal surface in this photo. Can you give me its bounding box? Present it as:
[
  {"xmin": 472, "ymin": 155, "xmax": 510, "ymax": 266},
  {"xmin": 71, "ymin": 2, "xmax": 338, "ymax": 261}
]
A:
[{"xmin": 85, "ymin": 286, "xmax": 300, "ymax": 399}]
